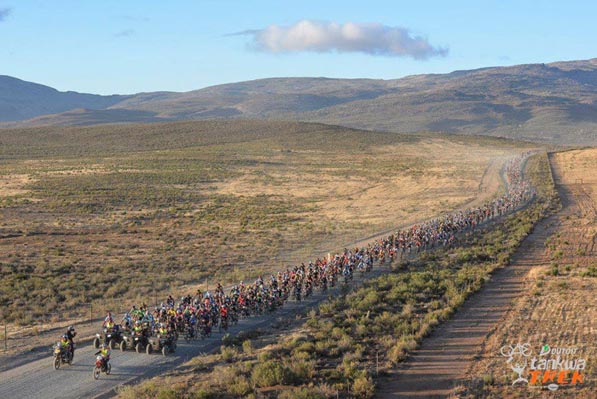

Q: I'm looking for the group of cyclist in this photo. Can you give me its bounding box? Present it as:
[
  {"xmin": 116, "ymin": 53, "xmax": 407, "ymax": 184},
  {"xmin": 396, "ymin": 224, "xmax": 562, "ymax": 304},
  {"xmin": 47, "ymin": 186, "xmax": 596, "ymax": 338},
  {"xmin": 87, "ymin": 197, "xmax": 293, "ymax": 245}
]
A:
[{"xmin": 57, "ymin": 152, "xmax": 534, "ymax": 375}]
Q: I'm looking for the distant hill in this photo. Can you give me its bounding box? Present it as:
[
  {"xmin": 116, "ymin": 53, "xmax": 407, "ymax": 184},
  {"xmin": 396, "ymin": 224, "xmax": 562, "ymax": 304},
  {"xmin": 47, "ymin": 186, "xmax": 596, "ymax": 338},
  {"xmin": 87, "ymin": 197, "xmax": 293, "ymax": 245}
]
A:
[
  {"xmin": 0, "ymin": 75, "xmax": 129, "ymax": 122},
  {"xmin": 297, "ymin": 61, "xmax": 597, "ymax": 145},
  {"xmin": 6, "ymin": 108, "xmax": 163, "ymax": 127},
  {"xmin": 1, "ymin": 59, "xmax": 596, "ymax": 145},
  {"xmin": 0, "ymin": 119, "xmax": 525, "ymax": 160}
]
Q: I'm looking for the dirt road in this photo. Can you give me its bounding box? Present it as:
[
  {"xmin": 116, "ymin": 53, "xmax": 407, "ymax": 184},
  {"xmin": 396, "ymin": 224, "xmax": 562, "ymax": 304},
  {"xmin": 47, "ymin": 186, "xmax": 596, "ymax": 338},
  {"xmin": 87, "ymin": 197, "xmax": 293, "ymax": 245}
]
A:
[
  {"xmin": 452, "ymin": 149, "xmax": 596, "ymax": 398},
  {"xmin": 375, "ymin": 159, "xmax": 563, "ymax": 398},
  {"xmin": 375, "ymin": 217, "xmax": 554, "ymax": 398}
]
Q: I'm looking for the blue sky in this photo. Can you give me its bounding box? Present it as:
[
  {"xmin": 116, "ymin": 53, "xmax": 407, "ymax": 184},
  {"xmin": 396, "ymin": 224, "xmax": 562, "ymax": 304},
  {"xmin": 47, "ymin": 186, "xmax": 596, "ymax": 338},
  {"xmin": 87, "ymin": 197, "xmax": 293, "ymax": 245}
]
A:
[{"xmin": 0, "ymin": 0, "xmax": 595, "ymax": 95}]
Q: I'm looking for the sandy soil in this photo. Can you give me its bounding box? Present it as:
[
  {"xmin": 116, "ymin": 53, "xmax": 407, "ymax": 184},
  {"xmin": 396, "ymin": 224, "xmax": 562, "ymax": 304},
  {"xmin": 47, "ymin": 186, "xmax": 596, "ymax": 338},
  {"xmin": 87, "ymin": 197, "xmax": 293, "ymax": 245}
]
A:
[
  {"xmin": 0, "ymin": 174, "xmax": 32, "ymax": 197},
  {"xmin": 211, "ymin": 142, "xmax": 510, "ymax": 230}
]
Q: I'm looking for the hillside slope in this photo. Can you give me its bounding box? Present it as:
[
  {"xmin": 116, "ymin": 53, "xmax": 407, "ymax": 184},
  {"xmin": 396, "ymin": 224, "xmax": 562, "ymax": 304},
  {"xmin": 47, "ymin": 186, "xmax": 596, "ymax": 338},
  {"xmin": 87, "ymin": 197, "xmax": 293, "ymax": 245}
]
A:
[{"xmin": 296, "ymin": 61, "xmax": 597, "ymax": 145}]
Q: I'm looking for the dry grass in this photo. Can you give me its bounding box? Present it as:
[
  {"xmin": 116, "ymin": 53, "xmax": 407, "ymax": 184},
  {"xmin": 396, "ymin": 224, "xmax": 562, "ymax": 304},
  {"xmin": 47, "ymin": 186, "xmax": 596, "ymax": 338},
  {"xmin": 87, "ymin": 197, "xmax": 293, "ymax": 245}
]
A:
[
  {"xmin": 0, "ymin": 120, "xmax": 529, "ymax": 329},
  {"xmin": 0, "ymin": 174, "xmax": 33, "ymax": 197}
]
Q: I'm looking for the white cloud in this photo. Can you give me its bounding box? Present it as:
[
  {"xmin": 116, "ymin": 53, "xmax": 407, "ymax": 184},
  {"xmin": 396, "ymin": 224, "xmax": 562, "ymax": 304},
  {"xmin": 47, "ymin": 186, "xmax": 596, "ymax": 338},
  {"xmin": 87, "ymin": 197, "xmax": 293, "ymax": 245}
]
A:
[{"xmin": 236, "ymin": 20, "xmax": 447, "ymax": 59}]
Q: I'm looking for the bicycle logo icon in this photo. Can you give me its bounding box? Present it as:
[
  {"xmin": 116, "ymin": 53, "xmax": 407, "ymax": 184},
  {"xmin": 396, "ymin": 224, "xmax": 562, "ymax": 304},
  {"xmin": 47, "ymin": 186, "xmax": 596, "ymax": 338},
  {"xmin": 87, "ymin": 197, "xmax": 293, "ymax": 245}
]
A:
[{"xmin": 500, "ymin": 343, "xmax": 532, "ymax": 386}]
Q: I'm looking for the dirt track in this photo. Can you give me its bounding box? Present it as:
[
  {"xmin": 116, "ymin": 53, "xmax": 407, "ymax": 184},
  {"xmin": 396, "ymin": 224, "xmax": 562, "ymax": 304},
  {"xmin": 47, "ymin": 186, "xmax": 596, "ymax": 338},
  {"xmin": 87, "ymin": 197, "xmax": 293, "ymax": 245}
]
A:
[
  {"xmin": 375, "ymin": 217, "xmax": 554, "ymax": 398},
  {"xmin": 375, "ymin": 156, "xmax": 567, "ymax": 398}
]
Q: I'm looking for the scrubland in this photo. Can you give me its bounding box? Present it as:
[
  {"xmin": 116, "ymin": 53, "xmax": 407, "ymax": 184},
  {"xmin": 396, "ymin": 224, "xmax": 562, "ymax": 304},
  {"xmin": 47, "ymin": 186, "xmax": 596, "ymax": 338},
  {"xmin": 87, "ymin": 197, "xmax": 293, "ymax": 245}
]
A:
[{"xmin": 0, "ymin": 121, "xmax": 529, "ymax": 327}]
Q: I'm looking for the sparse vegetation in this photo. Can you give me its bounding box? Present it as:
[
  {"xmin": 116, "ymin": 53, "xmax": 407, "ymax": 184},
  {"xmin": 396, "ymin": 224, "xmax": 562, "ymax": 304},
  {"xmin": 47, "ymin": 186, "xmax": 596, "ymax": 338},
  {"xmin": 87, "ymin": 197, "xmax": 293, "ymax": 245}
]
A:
[
  {"xmin": 0, "ymin": 120, "xmax": 529, "ymax": 325},
  {"xmin": 115, "ymin": 152, "xmax": 554, "ymax": 398}
]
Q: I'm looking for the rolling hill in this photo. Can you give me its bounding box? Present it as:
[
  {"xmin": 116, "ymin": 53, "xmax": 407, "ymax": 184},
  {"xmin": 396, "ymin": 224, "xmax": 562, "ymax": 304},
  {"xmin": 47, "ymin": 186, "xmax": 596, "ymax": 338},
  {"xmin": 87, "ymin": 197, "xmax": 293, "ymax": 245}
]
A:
[{"xmin": 1, "ymin": 59, "xmax": 596, "ymax": 145}]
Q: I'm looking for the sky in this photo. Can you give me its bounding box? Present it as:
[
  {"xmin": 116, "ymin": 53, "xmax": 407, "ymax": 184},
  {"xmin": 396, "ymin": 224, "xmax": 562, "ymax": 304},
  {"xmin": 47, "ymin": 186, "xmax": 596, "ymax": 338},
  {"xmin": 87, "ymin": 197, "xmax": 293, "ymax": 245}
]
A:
[{"xmin": 0, "ymin": 0, "xmax": 596, "ymax": 95}]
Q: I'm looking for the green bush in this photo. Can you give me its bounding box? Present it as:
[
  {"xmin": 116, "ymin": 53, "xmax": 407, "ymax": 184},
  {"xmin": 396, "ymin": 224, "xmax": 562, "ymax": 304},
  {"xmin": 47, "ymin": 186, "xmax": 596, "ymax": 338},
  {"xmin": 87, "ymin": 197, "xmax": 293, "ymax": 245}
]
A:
[
  {"xmin": 251, "ymin": 360, "xmax": 288, "ymax": 387},
  {"xmin": 550, "ymin": 264, "xmax": 559, "ymax": 276},
  {"xmin": 242, "ymin": 339, "xmax": 253, "ymax": 354},
  {"xmin": 285, "ymin": 357, "xmax": 316, "ymax": 383},
  {"xmin": 482, "ymin": 373, "xmax": 495, "ymax": 386},
  {"xmin": 220, "ymin": 345, "xmax": 238, "ymax": 363},
  {"xmin": 581, "ymin": 264, "xmax": 597, "ymax": 277},
  {"xmin": 227, "ymin": 375, "xmax": 252, "ymax": 396},
  {"xmin": 352, "ymin": 371, "xmax": 375, "ymax": 398},
  {"xmin": 190, "ymin": 387, "xmax": 217, "ymax": 399}
]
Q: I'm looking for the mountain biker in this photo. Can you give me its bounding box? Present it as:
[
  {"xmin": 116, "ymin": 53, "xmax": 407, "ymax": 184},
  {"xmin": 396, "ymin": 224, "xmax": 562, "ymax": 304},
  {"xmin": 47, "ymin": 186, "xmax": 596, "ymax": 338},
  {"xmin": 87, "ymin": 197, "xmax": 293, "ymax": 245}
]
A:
[
  {"xmin": 189, "ymin": 313, "xmax": 197, "ymax": 328},
  {"xmin": 220, "ymin": 304, "xmax": 228, "ymax": 320}
]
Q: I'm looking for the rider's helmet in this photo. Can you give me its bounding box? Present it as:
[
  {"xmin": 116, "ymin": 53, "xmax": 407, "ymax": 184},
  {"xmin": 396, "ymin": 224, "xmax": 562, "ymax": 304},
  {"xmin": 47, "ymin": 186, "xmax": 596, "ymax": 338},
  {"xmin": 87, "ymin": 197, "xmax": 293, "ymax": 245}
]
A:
[
  {"xmin": 68, "ymin": 326, "xmax": 75, "ymax": 332},
  {"xmin": 62, "ymin": 334, "xmax": 68, "ymax": 340},
  {"xmin": 101, "ymin": 343, "xmax": 108, "ymax": 349}
]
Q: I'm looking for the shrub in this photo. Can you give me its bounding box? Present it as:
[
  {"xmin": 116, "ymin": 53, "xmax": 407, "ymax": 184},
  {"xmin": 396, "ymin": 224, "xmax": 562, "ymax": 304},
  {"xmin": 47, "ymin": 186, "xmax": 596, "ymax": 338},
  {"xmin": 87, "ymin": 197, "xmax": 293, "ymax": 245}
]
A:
[
  {"xmin": 250, "ymin": 360, "xmax": 287, "ymax": 387},
  {"xmin": 337, "ymin": 334, "xmax": 354, "ymax": 354},
  {"xmin": 116, "ymin": 381, "xmax": 161, "ymax": 399},
  {"xmin": 227, "ymin": 375, "xmax": 252, "ymax": 396},
  {"xmin": 388, "ymin": 338, "xmax": 417, "ymax": 364},
  {"xmin": 242, "ymin": 339, "xmax": 253, "ymax": 354},
  {"xmin": 220, "ymin": 345, "xmax": 238, "ymax": 363},
  {"xmin": 550, "ymin": 264, "xmax": 559, "ymax": 276},
  {"xmin": 190, "ymin": 387, "xmax": 217, "ymax": 399},
  {"xmin": 286, "ymin": 357, "xmax": 316, "ymax": 382},
  {"xmin": 340, "ymin": 358, "xmax": 358, "ymax": 380},
  {"xmin": 352, "ymin": 371, "xmax": 375, "ymax": 398},
  {"xmin": 482, "ymin": 373, "xmax": 494, "ymax": 386},
  {"xmin": 292, "ymin": 340, "xmax": 316, "ymax": 355},
  {"xmin": 581, "ymin": 264, "xmax": 597, "ymax": 277},
  {"xmin": 157, "ymin": 389, "xmax": 180, "ymax": 399},
  {"xmin": 258, "ymin": 351, "xmax": 272, "ymax": 362},
  {"xmin": 314, "ymin": 339, "xmax": 333, "ymax": 357}
]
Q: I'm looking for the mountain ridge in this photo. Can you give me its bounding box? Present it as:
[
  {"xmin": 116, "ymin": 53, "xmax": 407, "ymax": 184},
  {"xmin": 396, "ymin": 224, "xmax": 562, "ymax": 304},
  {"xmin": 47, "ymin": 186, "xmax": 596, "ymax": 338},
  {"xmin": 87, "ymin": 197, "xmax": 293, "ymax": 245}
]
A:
[{"xmin": 1, "ymin": 58, "xmax": 596, "ymax": 145}]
